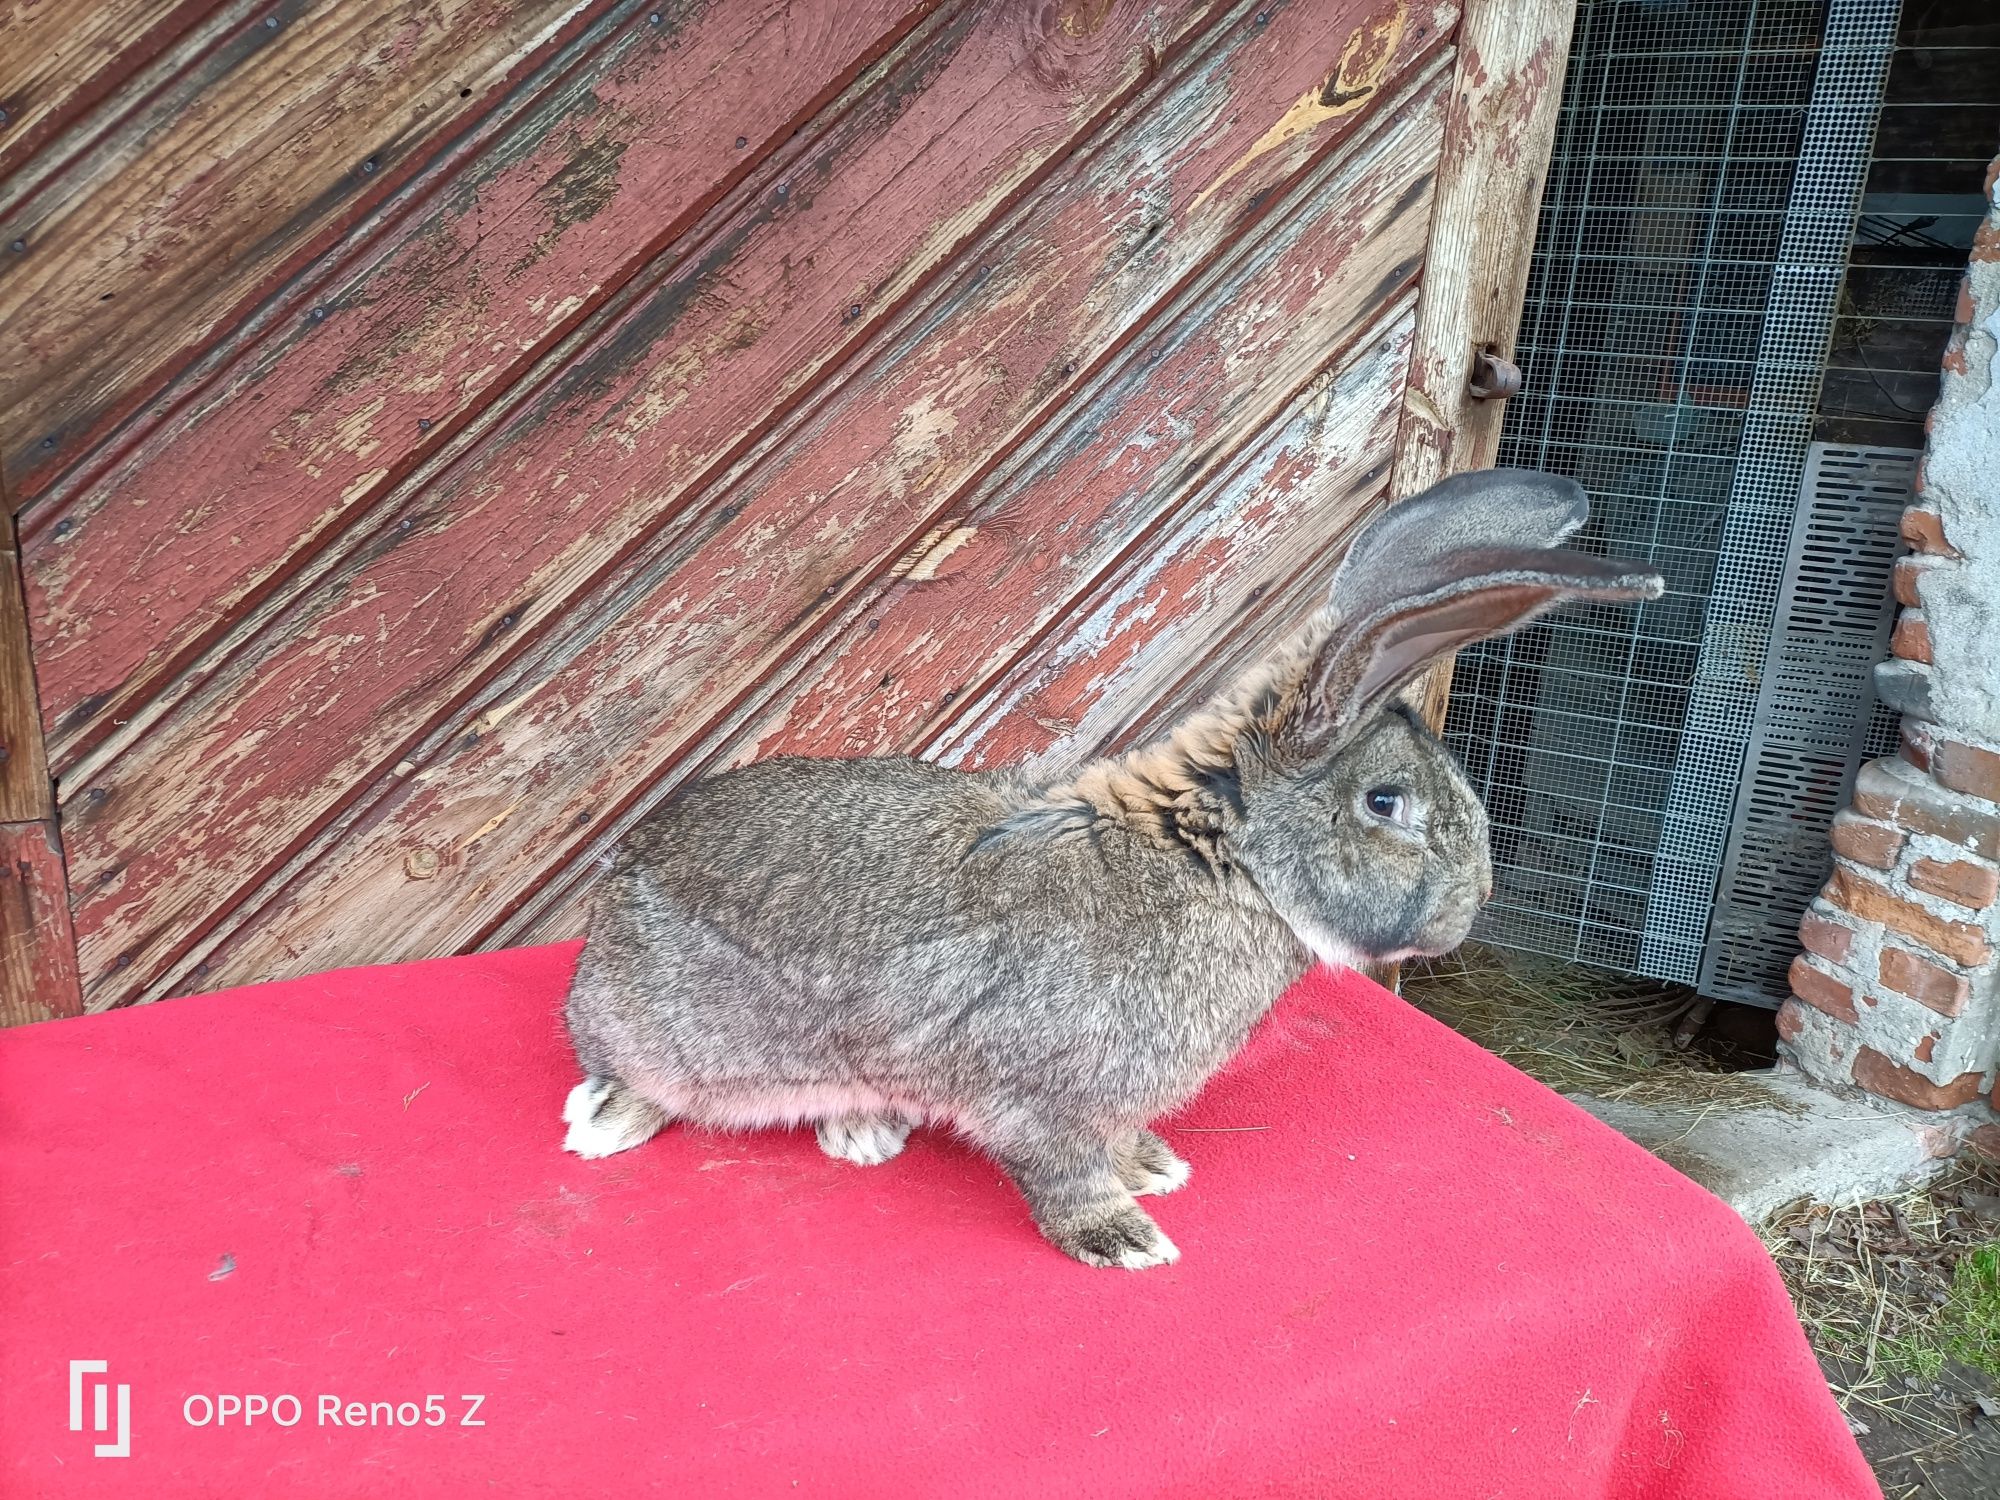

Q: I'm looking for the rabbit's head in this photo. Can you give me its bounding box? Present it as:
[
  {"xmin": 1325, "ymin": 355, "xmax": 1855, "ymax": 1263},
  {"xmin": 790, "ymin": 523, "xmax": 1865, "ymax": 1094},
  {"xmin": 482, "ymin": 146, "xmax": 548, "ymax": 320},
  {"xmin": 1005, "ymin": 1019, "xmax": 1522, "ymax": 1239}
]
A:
[{"xmin": 1206, "ymin": 469, "xmax": 1663, "ymax": 966}]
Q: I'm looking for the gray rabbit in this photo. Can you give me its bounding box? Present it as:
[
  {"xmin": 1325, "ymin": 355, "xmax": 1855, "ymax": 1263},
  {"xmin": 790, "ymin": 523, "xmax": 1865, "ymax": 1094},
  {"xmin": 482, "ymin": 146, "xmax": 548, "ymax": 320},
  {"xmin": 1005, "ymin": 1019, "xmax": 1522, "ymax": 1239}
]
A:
[{"xmin": 561, "ymin": 469, "xmax": 1662, "ymax": 1268}]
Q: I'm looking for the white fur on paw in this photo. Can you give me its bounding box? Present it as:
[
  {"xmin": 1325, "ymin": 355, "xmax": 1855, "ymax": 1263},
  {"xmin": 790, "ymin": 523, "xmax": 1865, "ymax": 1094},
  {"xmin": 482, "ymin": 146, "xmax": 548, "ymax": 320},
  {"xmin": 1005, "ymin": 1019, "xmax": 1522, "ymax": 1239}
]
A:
[
  {"xmin": 816, "ymin": 1114, "xmax": 911, "ymax": 1167},
  {"xmin": 1081, "ymin": 1229, "xmax": 1180, "ymax": 1271},
  {"xmin": 1117, "ymin": 1229, "xmax": 1180, "ymax": 1270},
  {"xmin": 1129, "ymin": 1156, "xmax": 1193, "ymax": 1198},
  {"xmin": 562, "ymin": 1077, "xmax": 612, "ymax": 1126},
  {"xmin": 562, "ymin": 1082, "xmax": 664, "ymax": 1159}
]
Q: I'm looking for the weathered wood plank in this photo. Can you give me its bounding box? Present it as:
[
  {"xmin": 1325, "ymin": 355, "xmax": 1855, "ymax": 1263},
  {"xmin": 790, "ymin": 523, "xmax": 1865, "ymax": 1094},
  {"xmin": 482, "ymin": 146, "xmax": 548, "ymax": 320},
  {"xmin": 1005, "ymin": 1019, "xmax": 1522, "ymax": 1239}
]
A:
[
  {"xmin": 21, "ymin": 0, "xmax": 936, "ymax": 763},
  {"xmin": 0, "ymin": 467, "xmax": 78, "ymax": 1024},
  {"xmin": 728, "ymin": 95, "xmax": 1440, "ymax": 766},
  {"xmin": 938, "ymin": 306, "xmax": 1416, "ymax": 776},
  {"xmin": 0, "ymin": 0, "xmax": 224, "ymax": 187},
  {"xmin": 0, "ymin": 529, "xmax": 51, "ymax": 824},
  {"xmin": 499, "ymin": 92, "xmax": 1439, "ymax": 945},
  {"xmin": 118, "ymin": 0, "xmax": 1456, "ymax": 1002},
  {"xmin": 64, "ymin": 0, "xmax": 1273, "ymax": 1002},
  {"xmin": 517, "ymin": 303, "xmax": 1419, "ymax": 946},
  {"xmin": 2, "ymin": 0, "xmax": 615, "ymax": 503},
  {"xmin": 0, "ymin": 818, "xmax": 83, "ymax": 1026},
  {"xmin": 1389, "ymin": 0, "xmax": 1574, "ymax": 726}
]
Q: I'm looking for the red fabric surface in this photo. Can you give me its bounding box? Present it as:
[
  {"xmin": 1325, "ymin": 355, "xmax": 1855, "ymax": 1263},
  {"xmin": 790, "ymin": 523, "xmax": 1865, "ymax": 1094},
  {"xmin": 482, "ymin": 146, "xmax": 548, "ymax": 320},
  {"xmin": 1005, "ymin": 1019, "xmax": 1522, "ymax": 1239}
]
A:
[{"xmin": 2, "ymin": 943, "xmax": 1875, "ymax": 1499}]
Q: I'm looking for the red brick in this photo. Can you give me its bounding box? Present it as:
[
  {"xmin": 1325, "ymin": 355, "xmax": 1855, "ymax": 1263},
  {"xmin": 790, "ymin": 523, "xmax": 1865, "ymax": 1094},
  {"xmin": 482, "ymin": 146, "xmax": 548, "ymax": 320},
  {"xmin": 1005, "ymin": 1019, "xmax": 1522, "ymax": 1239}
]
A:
[
  {"xmin": 1877, "ymin": 945, "xmax": 1972, "ymax": 1016},
  {"xmin": 1914, "ymin": 1033, "xmax": 1938, "ymax": 1063},
  {"xmin": 1824, "ymin": 867, "xmax": 1994, "ymax": 967},
  {"xmin": 1892, "ymin": 557, "xmax": 1926, "ymax": 607},
  {"xmin": 1851, "ymin": 1047, "xmax": 1986, "ymax": 1111},
  {"xmin": 1852, "ymin": 759, "xmax": 2000, "ymax": 860},
  {"xmin": 1934, "ymin": 739, "xmax": 2000, "ymax": 804},
  {"xmin": 1969, "ymin": 1123, "xmax": 2000, "ymax": 1163},
  {"xmin": 1900, "ymin": 507, "xmax": 1960, "ymax": 558},
  {"xmin": 1891, "ymin": 611, "xmax": 1932, "ymax": 664},
  {"xmin": 1775, "ymin": 998, "xmax": 1806, "ymax": 1042},
  {"xmin": 1829, "ymin": 813, "xmax": 1903, "ymax": 870},
  {"xmin": 1901, "ymin": 722, "xmax": 1934, "ymax": 774},
  {"xmin": 1955, "ymin": 275, "xmax": 1976, "ymax": 327},
  {"xmin": 1909, "ymin": 856, "xmax": 1998, "ymax": 910},
  {"xmin": 1789, "ymin": 954, "xmax": 1859, "ymax": 1024},
  {"xmin": 1798, "ymin": 911, "xmax": 1855, "ymax": 964}
]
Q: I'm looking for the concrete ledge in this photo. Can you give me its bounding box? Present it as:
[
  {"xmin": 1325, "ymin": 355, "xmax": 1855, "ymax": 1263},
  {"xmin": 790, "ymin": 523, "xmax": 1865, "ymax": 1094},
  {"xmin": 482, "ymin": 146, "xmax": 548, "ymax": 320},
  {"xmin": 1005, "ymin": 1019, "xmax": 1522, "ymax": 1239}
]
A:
[{"xmin": 1569, "ymin": 1069, "xmax": 1968, "ymax": 1224}]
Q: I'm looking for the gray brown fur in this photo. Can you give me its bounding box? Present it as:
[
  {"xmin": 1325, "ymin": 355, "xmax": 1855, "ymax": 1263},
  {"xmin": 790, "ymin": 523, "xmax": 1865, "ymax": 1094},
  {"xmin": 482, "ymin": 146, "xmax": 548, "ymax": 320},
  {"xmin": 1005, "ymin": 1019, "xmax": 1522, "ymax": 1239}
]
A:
[{"xmin": 562, "ymin": 469, "xmax": 1664, "ymax": 1268}]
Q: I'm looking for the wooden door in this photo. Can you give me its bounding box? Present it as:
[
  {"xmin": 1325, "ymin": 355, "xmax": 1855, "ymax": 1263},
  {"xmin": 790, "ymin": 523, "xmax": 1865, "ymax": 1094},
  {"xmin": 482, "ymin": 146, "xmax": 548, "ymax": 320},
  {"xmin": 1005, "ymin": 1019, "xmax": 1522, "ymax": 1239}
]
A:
[{"xmin": 0, "ymin": 0, "xmax": 1571, "ymax": 1020}]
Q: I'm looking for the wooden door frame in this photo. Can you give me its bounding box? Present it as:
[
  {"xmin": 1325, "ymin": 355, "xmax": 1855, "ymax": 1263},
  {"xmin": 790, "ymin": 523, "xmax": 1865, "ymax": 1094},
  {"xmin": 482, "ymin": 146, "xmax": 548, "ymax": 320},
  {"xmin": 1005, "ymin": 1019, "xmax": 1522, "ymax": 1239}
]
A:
[
  {"xmin": 1379, "ymin": 0, "xmax": 1577, "ymax": 990},
  {"xmin": 1393, "ymin": 0, "xmax": 1579, "ymax": 727}
]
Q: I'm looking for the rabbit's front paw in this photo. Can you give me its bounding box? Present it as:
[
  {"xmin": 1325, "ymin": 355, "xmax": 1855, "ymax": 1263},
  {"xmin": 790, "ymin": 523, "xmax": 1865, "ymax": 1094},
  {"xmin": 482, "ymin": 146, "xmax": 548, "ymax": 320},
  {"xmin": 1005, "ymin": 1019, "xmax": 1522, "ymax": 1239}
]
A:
[
  {"xmin": 1051, "ymin": 1206, "xmax": 1180, "ymax": 1270},
  {"xmin": 815, "ymin": 1112, "xmax": 914, "ymax": 1166},
  {"xmin": 562, "ymin": 1077, "xmax": 668, "ymax": 1159},
  {"xmin": 1113, "ymin": 1128, "xmax": 1191, "ymax": 1197}
]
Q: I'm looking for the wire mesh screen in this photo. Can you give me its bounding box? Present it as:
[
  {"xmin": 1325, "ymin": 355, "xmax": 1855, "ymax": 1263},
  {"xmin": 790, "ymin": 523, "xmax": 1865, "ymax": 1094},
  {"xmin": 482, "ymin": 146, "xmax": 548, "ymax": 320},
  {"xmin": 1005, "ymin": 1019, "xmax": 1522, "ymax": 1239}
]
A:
[{"xmin": 1442, "ymin": 0, "xmax": 1898, "ymax": 984}]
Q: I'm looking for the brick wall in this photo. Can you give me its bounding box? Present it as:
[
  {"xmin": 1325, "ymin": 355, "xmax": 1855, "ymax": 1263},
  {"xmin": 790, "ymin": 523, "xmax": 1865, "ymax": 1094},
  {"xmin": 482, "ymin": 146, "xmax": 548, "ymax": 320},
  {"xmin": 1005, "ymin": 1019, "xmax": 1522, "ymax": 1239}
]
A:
[{"xmin": 1781, "ymin": 157, "xmax": 2000, "ymax": 1131}]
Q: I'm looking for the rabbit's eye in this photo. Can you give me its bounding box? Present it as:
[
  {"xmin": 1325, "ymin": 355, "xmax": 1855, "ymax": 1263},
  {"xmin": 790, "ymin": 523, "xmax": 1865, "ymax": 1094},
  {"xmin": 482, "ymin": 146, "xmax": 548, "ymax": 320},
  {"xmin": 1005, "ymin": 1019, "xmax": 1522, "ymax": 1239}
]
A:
[{"xmin": 1363, "ymin": 786, "xmax": 1411, "ymax": 825}]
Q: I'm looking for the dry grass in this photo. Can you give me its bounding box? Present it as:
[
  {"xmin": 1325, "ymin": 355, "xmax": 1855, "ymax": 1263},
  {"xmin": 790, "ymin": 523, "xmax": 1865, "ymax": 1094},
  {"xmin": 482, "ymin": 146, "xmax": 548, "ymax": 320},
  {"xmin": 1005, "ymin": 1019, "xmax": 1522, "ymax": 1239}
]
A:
[
  {"xmin": 1399, "ymin": 942, "xmax": 1788, "ymax": 1111},
  {"xmin": 1763, "ymin": 1162, "xmax": 2000, "ymax": 1497}
]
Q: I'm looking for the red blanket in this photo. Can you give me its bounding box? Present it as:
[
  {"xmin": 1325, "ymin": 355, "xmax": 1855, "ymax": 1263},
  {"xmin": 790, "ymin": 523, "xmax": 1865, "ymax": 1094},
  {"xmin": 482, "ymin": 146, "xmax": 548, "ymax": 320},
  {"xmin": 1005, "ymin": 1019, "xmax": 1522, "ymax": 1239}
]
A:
[{"xmin": 1, "ymin": 943, "xmax": 1875, "ymax": 1498}]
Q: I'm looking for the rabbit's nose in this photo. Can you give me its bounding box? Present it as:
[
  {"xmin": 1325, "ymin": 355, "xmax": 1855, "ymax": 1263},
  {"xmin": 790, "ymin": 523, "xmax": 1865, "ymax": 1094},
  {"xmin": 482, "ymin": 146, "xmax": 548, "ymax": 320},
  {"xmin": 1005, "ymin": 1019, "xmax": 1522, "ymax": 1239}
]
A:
[{"xmin": 1478, "ymin": 878, "xmax": 1494, "ymax": 904}]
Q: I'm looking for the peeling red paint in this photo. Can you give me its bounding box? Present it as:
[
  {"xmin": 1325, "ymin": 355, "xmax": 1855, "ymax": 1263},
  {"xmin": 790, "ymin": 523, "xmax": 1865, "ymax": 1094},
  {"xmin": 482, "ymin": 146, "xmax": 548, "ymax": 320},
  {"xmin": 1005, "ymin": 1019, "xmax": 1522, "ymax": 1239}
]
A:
[
  {"xmin": 147, "ymin": 5, "xmax": 1454, "ymax": 1000},
  {"xmin": 7, "ymin": 0, "xmax": 1559, "ymax": 1012}
]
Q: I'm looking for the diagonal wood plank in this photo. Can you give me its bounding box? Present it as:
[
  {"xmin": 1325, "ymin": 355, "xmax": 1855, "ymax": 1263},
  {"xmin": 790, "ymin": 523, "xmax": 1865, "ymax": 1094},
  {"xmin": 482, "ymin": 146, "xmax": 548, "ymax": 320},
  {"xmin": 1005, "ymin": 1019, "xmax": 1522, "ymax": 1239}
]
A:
[
  {"xmin": 178, "ymin": 43, "xmax": 1450, "ymax": 995},
  {"xmin": 936, "ymin": 313, "xmax": 1417, "ymax": 777},
  {"xmin": 723, "ymin": 98, "xmax": 1441, "ymax": 768},
  {"xmin": 515, "ymin": 303, "xmax": 1419, "ymax": 946},
  {"xmin": 68, "ymin": 0, "xmax": 1299, "ymax": 1004},
  {"xmin": 1, "ymin": 0, "xmax": 614, "ymax": 500},
  {"xmin": 24, "ymin": 0, "xmax": 936, "ymax": 758},
  {"xmin": 0, "ymin": 0, "xmax": 225, "ymax": 187}
]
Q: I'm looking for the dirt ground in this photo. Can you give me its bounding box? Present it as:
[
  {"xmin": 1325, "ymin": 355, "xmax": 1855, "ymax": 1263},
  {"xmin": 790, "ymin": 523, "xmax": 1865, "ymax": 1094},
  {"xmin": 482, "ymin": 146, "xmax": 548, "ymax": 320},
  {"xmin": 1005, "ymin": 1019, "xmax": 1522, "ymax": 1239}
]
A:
[{"xmin": 1401, "ymin": 947, "xmax": 2000, "ymax": 1499}]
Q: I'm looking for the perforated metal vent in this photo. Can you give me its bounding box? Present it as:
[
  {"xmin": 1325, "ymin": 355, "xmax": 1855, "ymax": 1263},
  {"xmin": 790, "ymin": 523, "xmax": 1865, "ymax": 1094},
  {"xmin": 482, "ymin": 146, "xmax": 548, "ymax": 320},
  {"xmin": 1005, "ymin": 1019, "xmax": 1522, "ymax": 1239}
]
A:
[{"xmin": 1699, "ymin": 444, "xmax": 1909, "ymax": 1004}]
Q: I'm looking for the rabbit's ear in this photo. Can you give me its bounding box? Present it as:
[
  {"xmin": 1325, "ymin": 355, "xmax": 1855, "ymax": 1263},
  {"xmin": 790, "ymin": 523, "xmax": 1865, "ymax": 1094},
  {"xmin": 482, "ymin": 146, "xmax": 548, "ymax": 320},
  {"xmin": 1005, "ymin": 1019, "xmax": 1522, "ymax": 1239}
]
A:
[
  {"xmin": 1331, "ymin": 468, "xmax": 1595, "ymax": 593},
  {"xmin": 1279, "ymin": 536, "xmax": 1662, "ymax": 753}
]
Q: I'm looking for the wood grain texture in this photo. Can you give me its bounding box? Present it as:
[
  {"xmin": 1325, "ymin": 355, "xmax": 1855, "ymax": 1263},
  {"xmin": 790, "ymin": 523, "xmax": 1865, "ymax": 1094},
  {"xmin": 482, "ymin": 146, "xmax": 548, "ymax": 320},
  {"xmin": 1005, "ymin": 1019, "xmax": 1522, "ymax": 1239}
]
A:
[
  {"xmin": 0, "ymin": 470, "xmax": 77, "ymax": 1024},
  {"xmin": 939, "ymin": 307, "xmax": 1418, "ymax": 775},
  {"xmin": 727, "ymin": 87, "xmax": 1442, "ymax": 768},
  {"xmin": 1388, "ymin": 0, "xmax": 1575, "ymax": 727},
  {"xmin": 0, "ymin": 532, "xmax": 52, "ymax": 824},
  {"xmin": 520, "ymin": 303, "xmax": 1420, "ymax": 945},
  {"xmin": 0, "ymin": 818, "xmax": 83, "ymax": 1026},
  {"xmin": 57, "ymin": 0, "xmax": 1257, "ymax": 1001},
  {"xmin": 106, "ymin": 0, "xmax": 1456, "ymax": 1002},
  {"xmin": 26, "ymin": 0, "xmax": 935, "ymax": 765},
  {"xmin": 1, "ymin": 0, "xmax": 611, "ymax": 504},
  {"xmin": 504, "ymin": 85, "xmax": 1440, "ymax": 945},
  {"xmin": 0, "ymin": 0, "xmax": 225, "ymax": 185}
]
